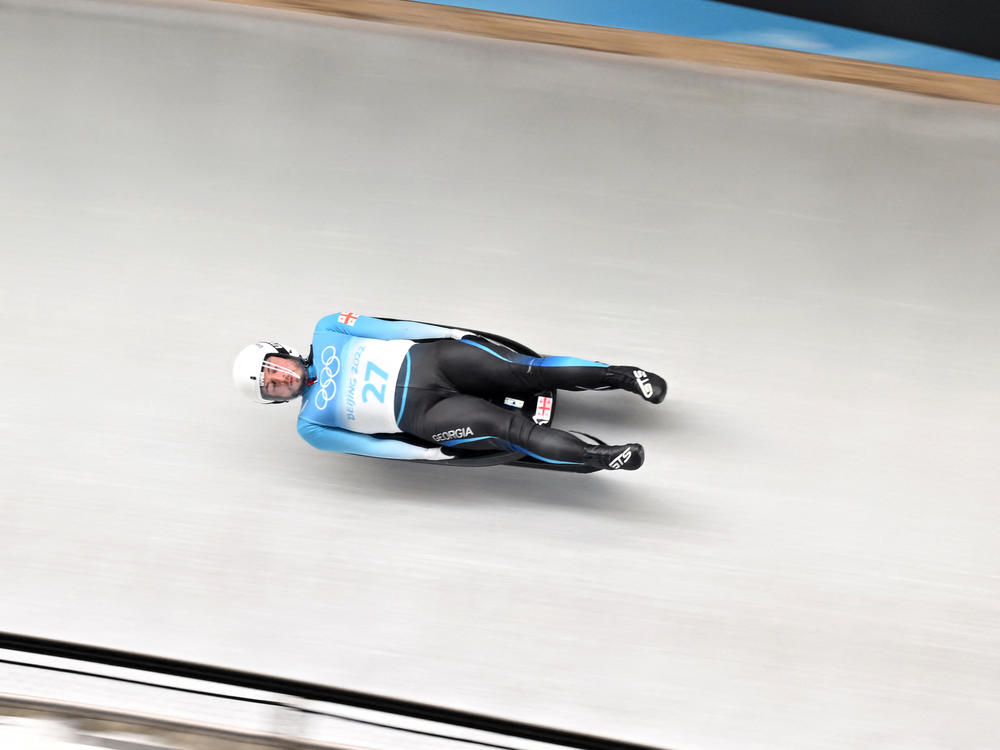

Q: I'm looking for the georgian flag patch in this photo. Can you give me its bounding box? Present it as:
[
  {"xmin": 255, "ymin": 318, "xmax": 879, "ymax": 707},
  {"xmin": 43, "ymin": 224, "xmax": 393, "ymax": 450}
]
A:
[
  {"xmin": 338, "ymin": 312, "xmax": 359, "ymax": 326},
  {"xmin": 533, "ymin": 396, "xmax": 553, "ymax": 425}
]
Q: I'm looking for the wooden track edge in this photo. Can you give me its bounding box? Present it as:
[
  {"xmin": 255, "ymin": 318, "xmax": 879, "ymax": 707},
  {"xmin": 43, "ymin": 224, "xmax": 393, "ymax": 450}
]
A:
[{"xmin": 209, "ymin": 0, "xmax": 1000, "ymax": 106}]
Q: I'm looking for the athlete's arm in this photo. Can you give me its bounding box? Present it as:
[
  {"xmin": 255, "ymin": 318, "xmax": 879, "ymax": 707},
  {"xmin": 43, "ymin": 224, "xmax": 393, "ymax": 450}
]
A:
[
  {"xmin": 315, "ymin": 313, "xmax": 470, "ymax": 341},
  {"xmin": 297, "ymin": 420, "xmax": 451, "ymax": 461}
]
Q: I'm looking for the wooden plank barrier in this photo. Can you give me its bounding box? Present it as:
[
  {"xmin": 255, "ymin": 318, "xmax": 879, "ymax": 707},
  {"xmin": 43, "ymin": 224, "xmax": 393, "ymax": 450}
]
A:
[{"xmin": 213, "ymin": 0, "xmax": 1000, "ymax": 106}]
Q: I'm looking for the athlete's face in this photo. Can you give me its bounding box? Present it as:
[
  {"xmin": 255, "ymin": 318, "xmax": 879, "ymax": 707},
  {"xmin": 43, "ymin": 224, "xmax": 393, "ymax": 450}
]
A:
[{"xmin": 260, "ymin": 355, "xmax": 306, "ymax": 401}]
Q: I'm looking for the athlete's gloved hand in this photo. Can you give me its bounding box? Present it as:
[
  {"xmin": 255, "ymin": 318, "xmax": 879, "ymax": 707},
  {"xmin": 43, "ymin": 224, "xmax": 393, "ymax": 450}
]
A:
[
  {"xmin": 448, "ymin": 328, "xmax": 473, "ymax": 340},
  {"xmin": 422, "ymin": 447, "xmax": 454, "ymax": 461}
]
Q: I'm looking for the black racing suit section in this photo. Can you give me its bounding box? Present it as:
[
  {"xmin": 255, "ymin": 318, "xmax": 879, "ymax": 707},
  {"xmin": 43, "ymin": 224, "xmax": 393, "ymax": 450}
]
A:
[{"xmin": 395, "ymin": 338, "xmax": 610, "ymax": 466}]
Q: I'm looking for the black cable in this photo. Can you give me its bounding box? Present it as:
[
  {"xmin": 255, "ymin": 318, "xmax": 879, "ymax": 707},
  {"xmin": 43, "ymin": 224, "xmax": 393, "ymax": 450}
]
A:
[
  {"xmin": 295, "ymin": 705, "xmax": 530, "ymax": 750},
  {"xmin": 0, "ymin": 657, "xmax": 534, "ymax": 750},
  {"xmin": 0, "ymin": 657, "xmax": 284, "ymax": 706},
  {"xmin": 0, "ymin": 633, "xmax": 668, "ymax": 750}
]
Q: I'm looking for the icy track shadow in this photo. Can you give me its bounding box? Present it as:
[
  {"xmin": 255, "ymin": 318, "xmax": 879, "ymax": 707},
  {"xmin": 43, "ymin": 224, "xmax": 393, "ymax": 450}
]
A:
[
  {"xmin": 553, "ymin": 391, "xmax": 676, "ymax": 436},
  {"xmin": 323, "ymin": 446, "xmax": 688, "ymax": 523}
]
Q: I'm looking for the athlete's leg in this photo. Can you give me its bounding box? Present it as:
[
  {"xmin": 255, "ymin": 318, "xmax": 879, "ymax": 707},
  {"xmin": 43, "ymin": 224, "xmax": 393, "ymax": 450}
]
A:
[
  {"xmin": 429, "ymin": 339, "xmax": 607, "ymax": 393},
  {"xmin": 406, "ymin": 393, "xmax": 642, "ymax": 469},
  {"xmin": 397, "ymin": 344, "xmax": 646, "ymax": 469},
  {"xmin": 431, "ymin": 338, "xmax": 667, "ymax": 403}
]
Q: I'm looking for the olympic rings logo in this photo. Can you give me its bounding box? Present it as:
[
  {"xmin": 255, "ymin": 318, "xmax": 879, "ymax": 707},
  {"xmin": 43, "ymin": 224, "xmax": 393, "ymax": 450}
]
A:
[{"xmin": 313, "ymin": 345, "xmax": 341, "ymax": 411}]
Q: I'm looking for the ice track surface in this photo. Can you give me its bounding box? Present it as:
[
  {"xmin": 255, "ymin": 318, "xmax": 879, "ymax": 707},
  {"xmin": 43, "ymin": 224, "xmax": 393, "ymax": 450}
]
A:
[{"xmin": 2, "ymin": 1, "xmax": 1000, "ymax": 748}]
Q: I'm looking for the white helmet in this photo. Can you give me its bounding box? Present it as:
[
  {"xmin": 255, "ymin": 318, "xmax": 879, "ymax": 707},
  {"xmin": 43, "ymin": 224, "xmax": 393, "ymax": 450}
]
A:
[{"xmin": 233, "ymin": 341, "xmax": 305, "ymax": 404}]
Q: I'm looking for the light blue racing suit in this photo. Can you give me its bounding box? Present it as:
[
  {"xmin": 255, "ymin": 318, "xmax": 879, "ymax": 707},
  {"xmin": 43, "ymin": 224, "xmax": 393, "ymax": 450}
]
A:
[
  {"xmin": 296, "ymin": 314, "xmax": 461, "ymax": 460},
  {"xmin": 297, "ymin": 313, "xmax": 615, "ymax": 464}
]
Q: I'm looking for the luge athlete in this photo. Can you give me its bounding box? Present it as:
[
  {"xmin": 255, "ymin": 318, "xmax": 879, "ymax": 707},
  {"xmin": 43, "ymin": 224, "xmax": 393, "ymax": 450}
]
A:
[{"xmin": 233, "ymin": 313, "xmax": 666, "ymax": 471}]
